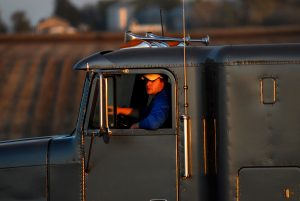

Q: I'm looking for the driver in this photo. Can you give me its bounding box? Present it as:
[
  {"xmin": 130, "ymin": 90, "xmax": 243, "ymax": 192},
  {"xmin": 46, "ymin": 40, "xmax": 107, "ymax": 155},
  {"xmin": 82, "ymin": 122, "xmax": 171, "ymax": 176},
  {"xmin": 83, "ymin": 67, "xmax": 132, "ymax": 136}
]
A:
[{"xmin": 113, "ymin": 74, "xmax": 171, "ymax": 130}]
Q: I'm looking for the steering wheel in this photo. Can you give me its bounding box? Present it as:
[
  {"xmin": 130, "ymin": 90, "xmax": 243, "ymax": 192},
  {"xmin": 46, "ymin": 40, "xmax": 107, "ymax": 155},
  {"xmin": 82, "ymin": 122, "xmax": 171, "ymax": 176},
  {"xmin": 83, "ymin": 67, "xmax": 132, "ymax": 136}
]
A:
[{"xmin": 116, "ymin": 114, "xmax": 137, "ymax": 129}]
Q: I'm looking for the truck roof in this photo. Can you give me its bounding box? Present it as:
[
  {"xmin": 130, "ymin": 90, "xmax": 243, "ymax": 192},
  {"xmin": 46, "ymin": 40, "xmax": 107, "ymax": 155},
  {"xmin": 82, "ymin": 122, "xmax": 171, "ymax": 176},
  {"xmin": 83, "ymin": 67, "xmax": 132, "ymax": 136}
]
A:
[{"xmin": 73, "ymin": 43, "xmax": 300, "ymax": 71}]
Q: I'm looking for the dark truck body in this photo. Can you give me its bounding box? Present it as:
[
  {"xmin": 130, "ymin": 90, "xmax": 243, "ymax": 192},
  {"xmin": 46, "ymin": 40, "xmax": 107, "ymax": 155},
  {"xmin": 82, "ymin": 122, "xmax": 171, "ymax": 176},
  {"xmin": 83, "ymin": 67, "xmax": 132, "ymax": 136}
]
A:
[{"xmin": 0, "ymin": 43, "xmax": 300, "ymax": 201}]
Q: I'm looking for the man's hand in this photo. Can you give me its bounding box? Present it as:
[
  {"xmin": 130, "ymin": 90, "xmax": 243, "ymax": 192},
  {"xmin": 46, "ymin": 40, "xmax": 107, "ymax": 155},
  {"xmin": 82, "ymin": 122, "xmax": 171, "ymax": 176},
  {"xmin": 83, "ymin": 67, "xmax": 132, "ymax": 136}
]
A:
[
  {"xmin": 108, "ymin": 105, "xmax": 114, "ymax": 115},
  {"xmin": 108, "ymin": 106, "xmax": 133, "ymax": 116}
]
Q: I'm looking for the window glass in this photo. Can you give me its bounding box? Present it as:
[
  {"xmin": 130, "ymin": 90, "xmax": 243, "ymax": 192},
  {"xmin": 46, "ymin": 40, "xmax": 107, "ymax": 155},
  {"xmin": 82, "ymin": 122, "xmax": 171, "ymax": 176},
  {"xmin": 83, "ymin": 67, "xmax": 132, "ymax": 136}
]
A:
[{"xmin": 88, "ymin": 73, "xmax": 172, "ymax": 130}]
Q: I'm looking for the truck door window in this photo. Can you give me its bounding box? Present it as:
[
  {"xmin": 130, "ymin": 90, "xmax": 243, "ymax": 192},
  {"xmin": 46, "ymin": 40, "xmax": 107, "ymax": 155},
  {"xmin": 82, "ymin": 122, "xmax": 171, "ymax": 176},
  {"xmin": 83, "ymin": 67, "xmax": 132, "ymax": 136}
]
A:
[{"xmin": 88, "ymin": 73, "xmax": 173, "ymax": 130}]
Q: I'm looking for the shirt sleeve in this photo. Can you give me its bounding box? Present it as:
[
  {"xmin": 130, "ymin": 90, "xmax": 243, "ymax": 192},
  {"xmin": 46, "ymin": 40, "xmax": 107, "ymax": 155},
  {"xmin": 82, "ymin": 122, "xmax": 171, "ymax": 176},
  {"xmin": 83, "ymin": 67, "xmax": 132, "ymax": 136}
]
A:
[{"xmin": 138, "ymin": 89, "xmax": 170, "ymax": 130}]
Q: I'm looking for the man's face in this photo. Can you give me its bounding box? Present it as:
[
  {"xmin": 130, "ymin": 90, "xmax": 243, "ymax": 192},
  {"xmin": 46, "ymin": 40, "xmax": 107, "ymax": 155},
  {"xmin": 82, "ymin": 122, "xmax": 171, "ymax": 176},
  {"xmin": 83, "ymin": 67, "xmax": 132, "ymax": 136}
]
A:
[{"xmin": 146, "ymin": 78, "xmax": 165, "ymax": 95}]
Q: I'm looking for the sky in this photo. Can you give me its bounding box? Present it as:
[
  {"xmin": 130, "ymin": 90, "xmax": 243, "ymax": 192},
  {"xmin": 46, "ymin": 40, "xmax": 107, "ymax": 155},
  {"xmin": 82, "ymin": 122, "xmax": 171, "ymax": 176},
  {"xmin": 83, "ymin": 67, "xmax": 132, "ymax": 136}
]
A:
[
  {"xmin": 0, "ymin": 0, "xmax": 194, "ymax": 31},
  {"xmin": 0, "ymin": 0, "xmax": 100, "ymax": 30}
]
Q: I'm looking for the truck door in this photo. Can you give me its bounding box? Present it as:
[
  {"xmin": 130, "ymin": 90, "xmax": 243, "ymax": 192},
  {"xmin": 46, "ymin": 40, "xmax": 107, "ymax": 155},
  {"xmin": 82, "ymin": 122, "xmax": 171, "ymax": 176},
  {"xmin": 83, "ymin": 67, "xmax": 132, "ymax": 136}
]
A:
[{"xmin": 83, "ymin": 70, "xmax": 177, "ymax": 201}]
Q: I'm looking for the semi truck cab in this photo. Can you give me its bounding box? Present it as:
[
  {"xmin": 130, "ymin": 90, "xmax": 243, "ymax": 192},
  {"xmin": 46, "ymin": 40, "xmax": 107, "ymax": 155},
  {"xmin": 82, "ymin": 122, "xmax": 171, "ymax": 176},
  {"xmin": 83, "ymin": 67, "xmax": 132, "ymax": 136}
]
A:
[{"xmin": 0, "ymin": 33, "xmax": 300, "ymax": 201}]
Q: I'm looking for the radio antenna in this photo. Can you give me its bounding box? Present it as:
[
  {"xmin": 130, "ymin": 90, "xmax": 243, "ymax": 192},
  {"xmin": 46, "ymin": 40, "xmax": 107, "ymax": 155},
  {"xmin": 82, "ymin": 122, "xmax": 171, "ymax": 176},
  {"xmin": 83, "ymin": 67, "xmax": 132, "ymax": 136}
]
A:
[
  {"xmin": 160, "ymin": 8, "xmax": 164, "ymax": 36},
  {"xmin": 181, "ymin": 0, "xmax": 191, "ymax": 179},
  {"xmin": 182, "ymin": 0, "xmax": 188, "ymax": 115}
]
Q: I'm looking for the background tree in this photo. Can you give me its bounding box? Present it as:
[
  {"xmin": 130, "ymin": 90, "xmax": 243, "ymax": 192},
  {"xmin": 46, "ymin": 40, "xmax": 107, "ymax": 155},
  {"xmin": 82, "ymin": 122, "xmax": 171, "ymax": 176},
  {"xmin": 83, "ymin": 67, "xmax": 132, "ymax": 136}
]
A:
[
  {"xmin": 133, "ymin": 0, "xmax": 180, "ymax": 11},
  {"xmin": 189, "ymin": 1, "xmax": 222, "ymax": 28},
  {"xmin": 80, "ymin": 4, "xmax": 101, "ymax": 31},
  {"xmin": 218, "ymin": 2, "xmax": 240, "ymax": 27},
  {"xmin": 262, "ymin": 0, "xmax": 300, "ymax": 25},
  {"xmin": 11, "ymin": 11, "xmax": 31, "ymax": 33},
  {"xmin": 240, "ymin": 0, "xmax": 278, "ymax": 25},
  {"xmin": 54, "ymin": 0, "xmax": 82, "ymax": 26},
  {"xmin": 80, "ymin": 1, "xmax": 117, "ymax": 31},
  {"xmin": 0, "ymin": 14, "xmax": 7, "ymax": 33}
]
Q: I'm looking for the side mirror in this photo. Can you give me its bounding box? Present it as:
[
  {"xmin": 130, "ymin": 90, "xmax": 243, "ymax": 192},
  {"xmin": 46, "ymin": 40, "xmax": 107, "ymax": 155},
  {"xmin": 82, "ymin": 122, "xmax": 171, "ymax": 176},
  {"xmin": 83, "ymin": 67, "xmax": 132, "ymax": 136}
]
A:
[{"xmin": 99, "ymin": 74, "xmax": 111, "ymax": 143}]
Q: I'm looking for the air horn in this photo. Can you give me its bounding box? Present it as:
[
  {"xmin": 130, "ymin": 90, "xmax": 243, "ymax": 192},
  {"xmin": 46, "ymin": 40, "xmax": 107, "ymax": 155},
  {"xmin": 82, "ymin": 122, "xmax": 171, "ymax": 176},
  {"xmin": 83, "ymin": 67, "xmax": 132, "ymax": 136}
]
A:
[{"xmin": 124, "ymin": 31, "xmax": 209, "ymax": 46}]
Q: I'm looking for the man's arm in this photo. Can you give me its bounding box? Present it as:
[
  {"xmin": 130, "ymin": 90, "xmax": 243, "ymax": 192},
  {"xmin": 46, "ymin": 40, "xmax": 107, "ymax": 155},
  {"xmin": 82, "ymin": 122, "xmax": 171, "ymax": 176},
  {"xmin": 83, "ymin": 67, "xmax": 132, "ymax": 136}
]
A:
[
  {"xmin": 108, "ymin": 106, "xmax": 139, "ymax": 117},
  {"xmin": 138, "ymin": 90, "xmax": 170, "ymax": 130}
]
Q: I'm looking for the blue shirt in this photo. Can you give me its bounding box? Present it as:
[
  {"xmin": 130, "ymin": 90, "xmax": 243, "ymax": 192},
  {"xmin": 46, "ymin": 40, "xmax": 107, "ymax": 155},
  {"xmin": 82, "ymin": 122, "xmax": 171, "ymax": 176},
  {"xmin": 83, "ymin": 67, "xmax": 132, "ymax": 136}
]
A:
[{"xmin": 138, "ymin": 87, "xmax": 171, "ymax": 130}]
